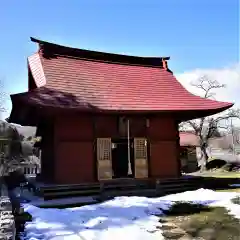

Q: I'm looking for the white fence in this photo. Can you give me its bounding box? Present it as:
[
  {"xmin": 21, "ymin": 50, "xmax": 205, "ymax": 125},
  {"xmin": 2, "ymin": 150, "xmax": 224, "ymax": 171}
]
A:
[
  {"xmin": 23, "ymin": 165, "xmax": 41, "ymax": 175},
  {"xmin": 208, "ymin": 147, "xmax": 240, "ymax": 163}
]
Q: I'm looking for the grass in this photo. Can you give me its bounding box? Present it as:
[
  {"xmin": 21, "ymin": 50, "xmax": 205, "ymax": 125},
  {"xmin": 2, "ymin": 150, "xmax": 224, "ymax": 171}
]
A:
[
  {"xmin": 160, "ymin": 202, "xmax": 240, "ymax": 240},
  {"xmin": 189, "ymin": 171, "xmax": 240, "ymax": 179},
  {"xmin": 217, "ymin": 188, "xmax": 240, "ymax": 193},
  {"xmin": 160, "ymin": 202, "xmax": 211, "ymax": 216}
]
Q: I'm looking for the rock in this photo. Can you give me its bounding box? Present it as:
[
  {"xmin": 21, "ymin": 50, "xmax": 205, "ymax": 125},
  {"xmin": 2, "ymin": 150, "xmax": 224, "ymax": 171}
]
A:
[
  {"xmin": 178, "ymin": 235, "xmax": 193, "ymax": 240},
  {"xmin": 159, "ymin": 218, "xmax": 167, "ymax": 223},
  {"xmin": 198, "ymin": 228, "xmax": 216, "ymax": 240},
  {"xmin": 0, "ymin": 232, "xmax": 15, "ymax": 240},
  {"xmin": 0, "ymin": 184, "xmax": 16, "ymax": 240},
  {"xmin": 0, "ymin": 219, "xmax": 14, "ymax": 227},
  {"xmin": 0, "ymin": 199, "xmax": 12, "ymax": 211},
  {"xmin": 0, "ymin": 227, "xmax": 14, "ymax": 235},
  {"xmin": 163, "ymin": 227, "xmax": 186, "ymax": 239},
  {"xmin": 0, "ymin": 211, "xmax": 13, "ymax": 219},
  {"xmin": 161, "ymin": 222, "xmax": 178, "ymax": 230}
]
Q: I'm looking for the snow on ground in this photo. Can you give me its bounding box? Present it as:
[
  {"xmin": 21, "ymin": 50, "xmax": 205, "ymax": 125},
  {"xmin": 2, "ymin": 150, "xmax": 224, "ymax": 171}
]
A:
[
  {"xmin": 21, "ymin": 189, "xmax": 240, "ymax": 240},
  {"xmin": 16, "ymin": 188, "xmax": 98, "ymax": 207}
]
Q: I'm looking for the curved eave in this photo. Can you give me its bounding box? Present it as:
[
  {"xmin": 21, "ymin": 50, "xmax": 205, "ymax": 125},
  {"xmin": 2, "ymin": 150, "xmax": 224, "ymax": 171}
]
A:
[
  {"xmin": 9, "ymin": 93, "xmax": 41, "ymax": 126},
  {"xmin": 9, "ymin": 88, "xmax": 234, "ymax": 126},
  {"xmin": 175, "ymin": 102, "xmax": 234, "ymax": 121}
]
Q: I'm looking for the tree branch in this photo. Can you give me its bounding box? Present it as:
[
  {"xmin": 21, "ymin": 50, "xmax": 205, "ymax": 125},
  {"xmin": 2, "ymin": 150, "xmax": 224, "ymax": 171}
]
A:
[
  {"xmin": 0, "ymin": 79, "xmax": 7, "ymax": 114},
  {"xmin": 179, "ymin": 74, "xmax": 237, "ymax": 171},
  {"xmin": 191, "ymin": 75, "xmax": 225, "ymax": 99}
]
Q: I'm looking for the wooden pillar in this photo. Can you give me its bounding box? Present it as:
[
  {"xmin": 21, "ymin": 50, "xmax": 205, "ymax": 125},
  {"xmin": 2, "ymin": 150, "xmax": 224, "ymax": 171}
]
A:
[
  {"xmin": 38, "ymin": 120, "xmax": 55, "ymax": 183},
  {"xmin": 175, "ymin": 120, "xmax": 181, "ymax": 177}
]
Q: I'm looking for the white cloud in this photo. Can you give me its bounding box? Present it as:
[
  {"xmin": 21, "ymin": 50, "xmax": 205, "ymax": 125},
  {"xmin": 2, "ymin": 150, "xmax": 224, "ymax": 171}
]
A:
[
  {"xmin": 175, "ymin": 63, "xmax": 240, "ymax": 106},
  {"xmin": 175, "ymin": 63, "xmax": 240, "ymax": 126}
]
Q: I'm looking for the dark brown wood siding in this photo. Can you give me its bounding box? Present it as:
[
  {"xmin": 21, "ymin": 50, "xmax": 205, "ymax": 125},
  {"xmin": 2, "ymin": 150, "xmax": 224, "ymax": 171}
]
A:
[
  {"xmin": 54, "ymin": 114, "xmax": 95, "ymax": 184},
  {"xmin": 40, "ymin": 120, "xmax": 55, "ymax": 182},
  {"xmin": 148, "ymin": 116, "xmax": 179, "ymax": 178},
  {"xmin": 51, "ymin": 113, "xmax": 179, "ymax": 184}
]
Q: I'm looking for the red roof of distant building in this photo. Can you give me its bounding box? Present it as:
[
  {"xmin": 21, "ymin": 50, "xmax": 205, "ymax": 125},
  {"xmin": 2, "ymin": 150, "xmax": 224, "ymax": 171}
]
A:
[
  {"xmin": 10, "ymin": 38, "xmax": 233, "ymax": 115},
  {"xmin": 179, "ymin": 131, "xmax": 200, "ymax": 146}
]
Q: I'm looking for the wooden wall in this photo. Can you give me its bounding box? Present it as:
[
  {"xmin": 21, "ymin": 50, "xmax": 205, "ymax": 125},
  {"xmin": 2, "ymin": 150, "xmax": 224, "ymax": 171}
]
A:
[
  {"xmin": 148, "ymin": 117, "xmax": 180, "ymax": 178},
  {"xmin": 39, "ymin": 121, "xmax": 55, "ymax": 182},
  {"xmin": 51, "ymin": 113, "xmax": 180, "ymax": 184},
  {"xmin": 54, "ymin": 115, "xmax": 94, "ymax": 184}
]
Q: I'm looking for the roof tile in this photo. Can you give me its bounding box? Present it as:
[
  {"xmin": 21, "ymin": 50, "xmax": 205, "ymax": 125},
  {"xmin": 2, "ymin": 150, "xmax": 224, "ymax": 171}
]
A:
[{"xmin": 12, "ymin": 40, "xmax": 234, "ymax": 114}]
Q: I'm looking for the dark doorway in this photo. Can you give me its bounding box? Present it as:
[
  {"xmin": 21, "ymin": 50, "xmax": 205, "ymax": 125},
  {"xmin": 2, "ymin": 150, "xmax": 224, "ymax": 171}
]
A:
[{"xmin": 112, "ymin": 138, "xmax": 134, "ymax": 178}]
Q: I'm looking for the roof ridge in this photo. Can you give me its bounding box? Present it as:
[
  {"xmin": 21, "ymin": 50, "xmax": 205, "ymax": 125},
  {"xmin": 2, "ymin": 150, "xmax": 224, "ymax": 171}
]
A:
[
  {"xmin": 42, "ymin": 52, "xmax": 169, "ymax": 69},
  {"xmin": 30, "ymin": 37, "xmax": 171, "ymax": 70}
]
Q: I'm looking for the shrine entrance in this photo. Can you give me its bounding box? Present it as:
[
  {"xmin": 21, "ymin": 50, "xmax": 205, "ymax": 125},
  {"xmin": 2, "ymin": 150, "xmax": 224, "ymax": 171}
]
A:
[
  {"xmin": 111, "ymin": 138, "xmax": 134, "ymax": 178},
  {"xmin": 96, "ymin": 137, "xmax": 149, "ymax": 181}
]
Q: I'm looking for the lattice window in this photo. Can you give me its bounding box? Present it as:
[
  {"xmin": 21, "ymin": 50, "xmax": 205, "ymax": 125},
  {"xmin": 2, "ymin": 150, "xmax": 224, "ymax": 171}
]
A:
[
  {"xmin": 97, "ymin": 138, "xmax": 112, "ymax": 180},
  {"xmin": 134, "ymin": 138, "xmax": 147, "ymax": 159},
  {"xmin": 97, "ymin": 138, "xmax": 111, "ymax": 161}
]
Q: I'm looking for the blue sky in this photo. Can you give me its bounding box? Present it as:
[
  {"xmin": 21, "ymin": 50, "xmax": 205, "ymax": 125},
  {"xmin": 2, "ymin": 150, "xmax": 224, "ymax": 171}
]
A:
[{"xmin": 0, "ymin": 0, "xmax": 239, "ymax": 119}]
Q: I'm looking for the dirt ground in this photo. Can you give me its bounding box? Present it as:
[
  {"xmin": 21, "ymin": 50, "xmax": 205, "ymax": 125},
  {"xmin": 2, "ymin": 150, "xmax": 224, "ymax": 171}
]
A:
[{"xmin": 160, "ymin": 205, "xmax": 240, "ymax": 240}]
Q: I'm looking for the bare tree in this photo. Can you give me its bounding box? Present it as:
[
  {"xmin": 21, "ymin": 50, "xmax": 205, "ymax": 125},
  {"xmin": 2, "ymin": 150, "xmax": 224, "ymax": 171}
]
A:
[
  {"xmin": 0, "ymin": 79, "xmax": 7, "ymax": 116},
  {"xmin": 179, "ymin": 75, "xmax": 240, "ymax": 172},
  {"xmin": 229, "ymin": 126, "xmax": 240, "ymax": 145}
]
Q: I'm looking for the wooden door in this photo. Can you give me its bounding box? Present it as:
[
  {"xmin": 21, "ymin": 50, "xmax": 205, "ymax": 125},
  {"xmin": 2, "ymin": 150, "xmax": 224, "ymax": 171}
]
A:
[
  {"xmin": 134, "ymin": 138, "xmax": 148, "ymax": 178},
  {"xmin": 97, "ymin": 138, "xmax": 113, "ymax": 180}
]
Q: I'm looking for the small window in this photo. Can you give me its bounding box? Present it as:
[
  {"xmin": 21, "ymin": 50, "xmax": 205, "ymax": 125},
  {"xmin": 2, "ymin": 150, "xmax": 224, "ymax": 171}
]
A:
[
  {"xmin": 134, "ymin": 138, "xmax": 147, "ymax": 159},
  {"xmin": 97, "ymin": 138, "xmax": 111, "ymax": 161}
]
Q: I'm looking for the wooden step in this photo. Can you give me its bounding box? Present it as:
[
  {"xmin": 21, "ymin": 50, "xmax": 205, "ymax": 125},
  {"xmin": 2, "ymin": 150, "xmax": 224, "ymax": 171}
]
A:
[
  {"xmin": 38, "ymin": 176, "xmax": 224, "ymax": 201},
  {"xmin": 43, "ymin": 189, "xmax": 101, "ymax": 200},
  {"xmin": 163, "ymin": 185, "xmax": 198, "ymax": 192},
  {"xmin": 158, "ymin": 182, "xmax": 200, "ymax": 188},
  {"xmin": 102, "ymin": 183, "xmax": 150, "ymax": 190},
  {"xmin": 99, "ymin": 189, "xmax": 157, "ymax": 200},
  {"xmin": 42, "ymin": 185, "xmax": 100, "ymax": 194},
  {"xmin": 42, "ymin": 183, "xmax": 100, "ymax": 192}
]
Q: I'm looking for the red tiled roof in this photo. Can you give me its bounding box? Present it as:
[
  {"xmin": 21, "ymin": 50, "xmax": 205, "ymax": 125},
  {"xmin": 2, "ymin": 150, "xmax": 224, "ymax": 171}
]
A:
[{"xmin": 11, "ymin": 38, "xmax": 233, "ymax": 114}]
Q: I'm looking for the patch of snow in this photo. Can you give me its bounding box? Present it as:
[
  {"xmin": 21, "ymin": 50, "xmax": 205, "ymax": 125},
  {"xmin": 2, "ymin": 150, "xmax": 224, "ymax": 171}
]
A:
[
  {"xmin": 159, "ymin": 188, "xmax": 238, "ymax": 205},
  {"xmin": 21, "ymin": 189, "xmax": 240, "ymax": 240},
  {"xmin": 160, "ymin": 189, "xmax": 240, "ymax": 220},
  {"xmin": 230, "ymin": 184, "xmax": 240, "ymax": 187}
]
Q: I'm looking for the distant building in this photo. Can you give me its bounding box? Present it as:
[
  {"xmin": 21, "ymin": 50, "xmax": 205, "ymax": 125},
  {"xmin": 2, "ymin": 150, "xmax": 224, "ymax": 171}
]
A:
[
  {"xmin": 179, "ymin": 132, "xmax": 200, "ymax": 172},
  {"xmin": 179, "ymin": 131, "xmax": 240, "ymax": 171}
]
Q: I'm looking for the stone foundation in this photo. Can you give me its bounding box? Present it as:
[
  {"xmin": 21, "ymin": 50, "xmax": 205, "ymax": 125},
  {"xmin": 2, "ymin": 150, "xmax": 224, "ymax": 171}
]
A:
[{"xmin": 0, "ymin": 183, "xmax": 16, "ymax": 240}]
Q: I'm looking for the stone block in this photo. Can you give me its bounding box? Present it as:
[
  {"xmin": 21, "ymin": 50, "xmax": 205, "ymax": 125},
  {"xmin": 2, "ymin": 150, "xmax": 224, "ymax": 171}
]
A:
[
  {"xmin": 0, "ymin": 184, "xmax": 16, "ymax": 240},
  {"xmin": 0, "ymin": 211, "xmax": 13, "ymax": 219},
  {"xmin": 0, "ymin": 233, "xmax": 15, "ymax": 240},
  {"xmin": 0, "ymin": 199, "xmax": 12, "ymax": 211}
]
